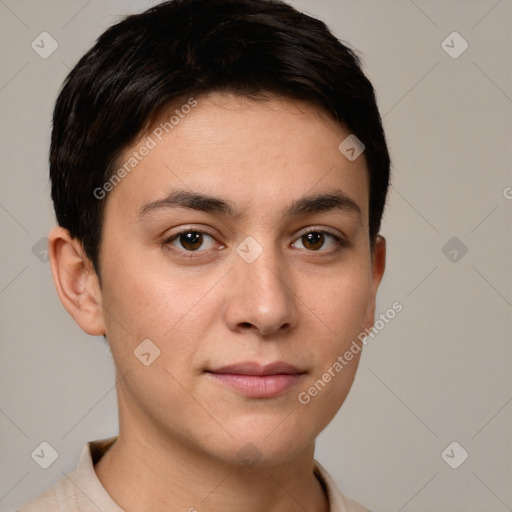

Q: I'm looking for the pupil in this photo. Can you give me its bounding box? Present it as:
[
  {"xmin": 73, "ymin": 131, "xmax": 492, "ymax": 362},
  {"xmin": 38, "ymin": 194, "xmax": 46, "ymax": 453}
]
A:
[
  {"xmin": 303, "ymin": 232, "xmax": 323, "ymax": 250},
  {"xmin": 181, "ymin": 232, "xmax": 203, "ymax": 250}
]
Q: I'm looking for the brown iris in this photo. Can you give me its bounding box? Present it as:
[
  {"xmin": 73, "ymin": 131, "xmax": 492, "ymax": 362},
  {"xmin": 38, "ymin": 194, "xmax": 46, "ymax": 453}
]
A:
[
  {"xmin": 302, "ymin": 232, "xmax": 324, "ymax": 250},
  {"xmin": 179, "ymin": 231, "xmax": 203, "ymax": 250}
]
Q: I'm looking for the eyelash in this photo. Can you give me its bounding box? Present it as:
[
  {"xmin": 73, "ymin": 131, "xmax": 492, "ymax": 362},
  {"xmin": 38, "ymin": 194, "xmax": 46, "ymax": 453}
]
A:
[
  {"xmin": 162, "ymin": 227, "xmax": 347, "ymax": 258},
  {"xmin": 292, "ymin": 229, "xmax": 347, "ymax": 253}
]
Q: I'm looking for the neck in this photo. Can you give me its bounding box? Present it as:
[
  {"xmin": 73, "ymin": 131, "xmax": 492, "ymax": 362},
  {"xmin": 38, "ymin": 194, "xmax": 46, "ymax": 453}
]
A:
[{"xmin": 94, "ymin": 408, "xmax": 329, "ymax": 512}]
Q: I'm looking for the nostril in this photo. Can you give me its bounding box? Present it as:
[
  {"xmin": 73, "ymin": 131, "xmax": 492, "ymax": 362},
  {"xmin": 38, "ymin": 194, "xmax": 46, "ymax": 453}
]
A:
[{"xmin": 240, "ymin": 322, "xmax": 253, "ymax": 328}]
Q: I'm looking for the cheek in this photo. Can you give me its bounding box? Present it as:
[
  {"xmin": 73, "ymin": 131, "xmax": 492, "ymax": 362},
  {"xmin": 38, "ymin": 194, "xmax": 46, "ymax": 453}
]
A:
[
  {"xmin": 99, "ymin": 249, "xmax": 226, "ymax": 376},
  {"xmin": 330, "ymin": 282, "xmax": 371, "ymax": 341},
  {"xmin": 101, "ymin": 246, "xmax": 206, "ymax": 334},
  {"xmin": 302, "ymin": 263, "xmax": 372, "ymax": 344},
  {"xmin": 295, "ymin": 258, "xmax": 371, "ymax": 412}
]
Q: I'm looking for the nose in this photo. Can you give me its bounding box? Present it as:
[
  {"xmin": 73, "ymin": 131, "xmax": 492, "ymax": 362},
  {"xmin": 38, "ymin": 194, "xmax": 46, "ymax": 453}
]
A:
[{"xmin": 223, "ymin": 245, "xmax": 299, "ymax": 337}]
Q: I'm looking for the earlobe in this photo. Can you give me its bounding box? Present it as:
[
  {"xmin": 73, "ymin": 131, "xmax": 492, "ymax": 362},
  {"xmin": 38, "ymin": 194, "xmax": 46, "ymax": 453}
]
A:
[{"xmin": 48, "ymin": 226, "xmax": 106, "ymax": 336}]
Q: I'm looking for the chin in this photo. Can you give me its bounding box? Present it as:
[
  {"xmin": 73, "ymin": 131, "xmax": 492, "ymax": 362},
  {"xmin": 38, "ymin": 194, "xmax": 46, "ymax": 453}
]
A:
[{"xmin": 204, "ymin": 415, "xmax": 317, "ymax": 469}]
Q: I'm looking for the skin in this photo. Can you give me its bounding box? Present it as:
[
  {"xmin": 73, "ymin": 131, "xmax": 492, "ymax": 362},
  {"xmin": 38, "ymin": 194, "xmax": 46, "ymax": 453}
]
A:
[{"xmin": 49, "ymin": 92, "xmax": 386, "ymax": 512}]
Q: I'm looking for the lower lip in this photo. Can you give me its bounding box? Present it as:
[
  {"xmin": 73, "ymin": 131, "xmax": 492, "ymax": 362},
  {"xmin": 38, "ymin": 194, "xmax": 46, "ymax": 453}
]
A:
[{"xmin": 206, "ymin": 373, "xmax": 302, "ymax": 398}]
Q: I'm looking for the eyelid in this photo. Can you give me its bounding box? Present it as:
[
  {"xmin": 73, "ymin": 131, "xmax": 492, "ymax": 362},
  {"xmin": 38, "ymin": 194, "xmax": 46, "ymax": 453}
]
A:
[
  {"xmin": 296, "ymin": 225, "xmax": 346, "ymax": 239},
  {"xmin": 162, "ymin": 225, "xmax": 219, "ymax": 242},
  {"xmin": 291, "ymin": 226, "xmax": 348, "ymax": 252},
  {"xmin": 294, "ymin": 225, "xmax": 347, "ymax": 242},
  {"xmin": 160, "ymin": 225, "xmax": 348, "ymax": 257},
  {"xmin": 162, "ymin": 227, "xmax": 224, "ymax": 255}
]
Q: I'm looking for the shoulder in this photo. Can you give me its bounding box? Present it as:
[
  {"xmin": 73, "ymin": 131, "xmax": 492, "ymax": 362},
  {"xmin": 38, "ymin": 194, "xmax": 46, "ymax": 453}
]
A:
[
  {"xmin": 16, "ymin": 436, "xmax": 118, "ymax": 512},
  {"xmin": 16, "ymin": 474, "xmax": 71, "ymax": 511}
]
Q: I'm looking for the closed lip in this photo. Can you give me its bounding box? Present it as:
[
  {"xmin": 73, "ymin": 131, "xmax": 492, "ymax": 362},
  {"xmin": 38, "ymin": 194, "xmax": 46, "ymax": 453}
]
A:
[
  {"xmin": 205, "ymin": 361, "xmax": 306, "ymax": 398},
  {"xmin": 206, "ymin": 361, "xmax": 306, "ymax": 376}
]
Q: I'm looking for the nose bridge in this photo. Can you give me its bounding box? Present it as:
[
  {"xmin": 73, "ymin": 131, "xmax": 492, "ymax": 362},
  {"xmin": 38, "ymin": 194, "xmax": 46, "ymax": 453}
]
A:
[
  {"xmin": 224, "ymin": 238, "xmax": 298, "ymax": 335},
  {"xmin": 246, "ymin": 250, "xmax": 286, "ymax": 298}
]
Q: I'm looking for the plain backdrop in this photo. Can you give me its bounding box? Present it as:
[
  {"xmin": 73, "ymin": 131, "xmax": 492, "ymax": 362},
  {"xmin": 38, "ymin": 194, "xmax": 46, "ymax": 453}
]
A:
[{"xmin": 1, "ymin": 1, "xmax": 511, "ymax": 511}]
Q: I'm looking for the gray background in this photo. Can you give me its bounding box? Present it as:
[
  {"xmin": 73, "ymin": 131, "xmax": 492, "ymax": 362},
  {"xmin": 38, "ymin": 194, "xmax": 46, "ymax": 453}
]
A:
[{"xmin": 1, "ymin": 0, "xmax": 511, "ymax": 510}]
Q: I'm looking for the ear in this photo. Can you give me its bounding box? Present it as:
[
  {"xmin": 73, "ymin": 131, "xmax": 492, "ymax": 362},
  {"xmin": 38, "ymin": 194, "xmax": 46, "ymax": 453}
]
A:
[
  {"xmin": 363, "ymin": 234, "xmax": 386, "ymax": 330},
  {"xmin": 48, "ymin": 226, "xmax": 106, "ymax": 336}
]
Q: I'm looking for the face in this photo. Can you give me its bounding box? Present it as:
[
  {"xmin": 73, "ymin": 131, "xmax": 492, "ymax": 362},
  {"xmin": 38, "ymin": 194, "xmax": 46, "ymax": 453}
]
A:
[{"xmin": 95, "ymin": 92, "xmax": 385, "ymax": 466}]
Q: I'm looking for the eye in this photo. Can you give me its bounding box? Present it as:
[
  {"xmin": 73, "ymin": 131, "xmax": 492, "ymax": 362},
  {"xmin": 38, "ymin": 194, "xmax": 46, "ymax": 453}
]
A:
[
  {"xmin": 291, "ymin": 230, "xmax": 343, "ymax": 251},
  {"xmin": 164, "ymin": 230, "xmax": 217, "ymax": 252}
]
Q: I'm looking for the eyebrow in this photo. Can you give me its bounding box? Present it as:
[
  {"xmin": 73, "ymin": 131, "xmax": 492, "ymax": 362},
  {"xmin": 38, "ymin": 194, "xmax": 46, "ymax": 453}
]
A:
[{"xmin": 138, "ymin": 188, "xmax": 362, "ymax": 222}]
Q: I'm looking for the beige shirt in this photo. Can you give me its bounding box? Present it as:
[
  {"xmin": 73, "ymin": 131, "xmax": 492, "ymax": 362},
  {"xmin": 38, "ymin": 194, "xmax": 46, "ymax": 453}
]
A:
[{"xmin": 17, "ymin": 437, "xmax": 370, "ymax": 512}]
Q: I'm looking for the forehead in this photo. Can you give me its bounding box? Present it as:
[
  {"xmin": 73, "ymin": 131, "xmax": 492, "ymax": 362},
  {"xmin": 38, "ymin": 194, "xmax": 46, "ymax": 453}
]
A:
[{"xmin": 104, "ymin": 92, "xmax": 369, "ymax": 224}]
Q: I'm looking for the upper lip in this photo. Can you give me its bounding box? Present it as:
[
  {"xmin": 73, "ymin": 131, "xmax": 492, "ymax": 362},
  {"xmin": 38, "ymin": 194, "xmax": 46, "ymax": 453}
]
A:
[{"xmin": 207, "ymin": 361, "xmax": 305, "ymax": 376}]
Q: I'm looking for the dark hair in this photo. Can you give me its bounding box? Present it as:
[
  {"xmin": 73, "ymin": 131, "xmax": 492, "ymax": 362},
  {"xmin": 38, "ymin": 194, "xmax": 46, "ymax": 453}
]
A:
[{"xmin": 50, "ymin": 0, "xmax": 390, "ymax": 279}]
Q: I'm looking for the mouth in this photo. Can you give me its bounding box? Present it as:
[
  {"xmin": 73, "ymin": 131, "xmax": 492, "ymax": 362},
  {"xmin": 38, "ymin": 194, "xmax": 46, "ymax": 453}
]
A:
[{"xmin": 204, "ymin": 361, "xmax": 306, "ymax": 399}]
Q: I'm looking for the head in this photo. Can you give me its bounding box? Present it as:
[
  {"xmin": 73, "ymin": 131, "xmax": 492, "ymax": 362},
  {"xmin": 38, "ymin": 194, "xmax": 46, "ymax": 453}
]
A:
[{"xmin": 49, "ymin": 0, "xmax": 389, "ymax": 467}]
